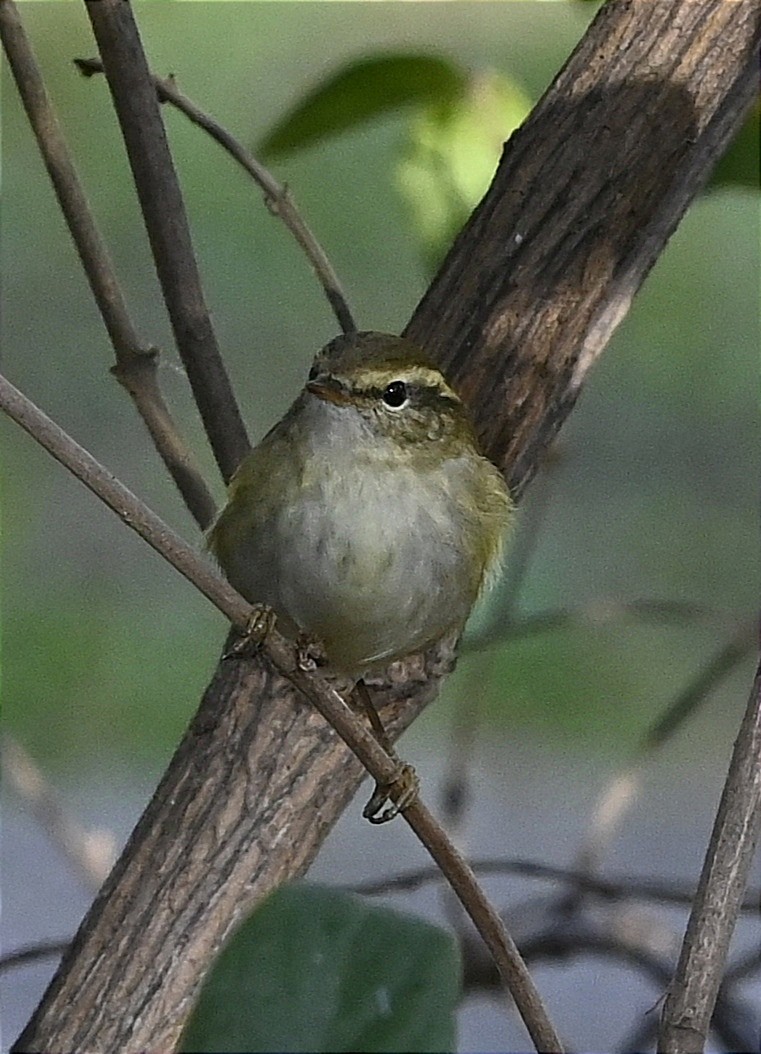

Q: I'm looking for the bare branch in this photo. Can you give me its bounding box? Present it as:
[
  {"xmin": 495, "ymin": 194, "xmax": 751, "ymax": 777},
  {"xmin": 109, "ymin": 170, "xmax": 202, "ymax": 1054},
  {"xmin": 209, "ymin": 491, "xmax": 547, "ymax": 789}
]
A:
[
  {"xmin": 1, "ymin": 372, "xmax": 562, "ymax": 1054},
  {"xmin": 0, "ymin": 0, "xmax": 216, "ymax": 529},
  {"xmin": 577, "ymin": 623, "xmax": 757, "ymax": 875},
  {"xmin": 0, "ymin": 942, "xmax": 71, "ymax": 978},
  {"xmin": 466, "ymin": 598, "xmax": 743, "ymax": 654},
  {"xmin": 74, "ymin": 57, "xmax": 357, "ymax": 336},
  {"xmin": 9, "ymin": 0, "xmax": 760, "ymax": 1049},
  {"xmin": 350, "ymin": 857, "xmax": 761, "ymax": 914},
  {"xmin": 405, "ymin": 0, "xmax": 761, "ymax": 498},
  {"xmin": 1, "ymin": 734, "xmax": 115, "ymax": 893},
  {"xmin": 642, "ymin": 624, "xmax": 756, "ymax": 753},
  {"xmin": 658, "ymin": 663, "xmax": 761, "ymax": 1053},
  {"xmin": 83, "ymin": 0, "xmax": 250, "ymax": 482}
]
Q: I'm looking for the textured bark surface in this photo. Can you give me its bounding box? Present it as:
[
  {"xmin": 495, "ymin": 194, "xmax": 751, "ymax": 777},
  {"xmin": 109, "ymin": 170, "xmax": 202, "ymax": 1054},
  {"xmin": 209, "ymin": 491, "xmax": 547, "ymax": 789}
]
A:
[
  {"xmin": 407, "ymin": 0, "xmax": 760, "ymax": 497},
  {"xmin": 13, "ymin": 0, "xmax": 760, "ymax": 1050}
]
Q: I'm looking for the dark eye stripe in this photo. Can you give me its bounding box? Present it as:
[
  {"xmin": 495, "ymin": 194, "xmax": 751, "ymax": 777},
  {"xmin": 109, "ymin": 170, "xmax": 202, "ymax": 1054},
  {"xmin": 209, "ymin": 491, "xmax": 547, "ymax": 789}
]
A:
[{"xmin": 355, "ymin": 383, "xmax": 460, "ymax": 411}]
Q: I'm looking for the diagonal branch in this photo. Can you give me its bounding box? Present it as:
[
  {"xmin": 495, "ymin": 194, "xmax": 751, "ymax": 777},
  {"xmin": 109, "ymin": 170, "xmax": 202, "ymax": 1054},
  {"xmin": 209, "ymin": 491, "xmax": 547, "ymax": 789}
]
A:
[
  {"xmin": 9, "ymin": 0, "xmax": 760, "ymax": 1051},
  {"xmin": 74, "ymin": 57, "xmax": 357, "ymax": 337},
  {"xmin": 658, "ymin": 663, "xmax": 761, "ymax": 1054},
  {"xmin": 83, "ymin": 0, "xmax": 250, "ymax": 482},
  {"xmin": 405, "ymin": 0, "xmax": 761, "ymax": 496},
  {"xmin": 1, "ymin": 734, "xmax": 115, "ymax": 893},
  {"xmin": 1, "ymin": 372, "xmax": 562, "ymax": 1053},
  {"xmin": 0, "ymin": 0, "xmax": 216, "ymax": 529}
]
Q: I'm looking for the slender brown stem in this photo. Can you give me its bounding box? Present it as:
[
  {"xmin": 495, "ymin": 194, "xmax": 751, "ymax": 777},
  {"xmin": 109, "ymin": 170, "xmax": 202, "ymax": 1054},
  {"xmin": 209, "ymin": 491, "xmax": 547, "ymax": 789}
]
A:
[
  {"xmin": 8, "ymin": 0, "xmax": 759, "ymax": 1048},
  {"xmin": 0, "ymin": 0, "xmax": 216, "ymax": 529},
  {"xmin": 83, "ymin": 0, "xmax": 250, "ymax": 483},
  {"xmin": 350, "ymin": 857, "xmax": 761, "ymax": 912},
  {"xmin": 1, "ymin": 734, "xmax": 115, "ymax": 893},
  {"xmin": 75, "ymin": 57, "xmax": 357, "ymax": 337},
  {"xmin": 1, "ymin": 371, "xmax": 563, "ymax": 1053},
  {"xmin": 576, "ymin": 623, "xmax": 757, "ymax": 876},
  {"xmin": 0, "ymin": 942, "xmax": 71, "ymax": 977},
  {"xmin": 658, "ymin": 664, "xmax": 761, "ymax": 1054}
]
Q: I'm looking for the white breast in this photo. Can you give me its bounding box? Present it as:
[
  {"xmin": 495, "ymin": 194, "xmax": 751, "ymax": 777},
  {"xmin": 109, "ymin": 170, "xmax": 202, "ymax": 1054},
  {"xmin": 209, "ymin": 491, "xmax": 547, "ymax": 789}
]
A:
[{"xmin": 263, "ymin": 398, "xmax": 477, "ymax": 672}]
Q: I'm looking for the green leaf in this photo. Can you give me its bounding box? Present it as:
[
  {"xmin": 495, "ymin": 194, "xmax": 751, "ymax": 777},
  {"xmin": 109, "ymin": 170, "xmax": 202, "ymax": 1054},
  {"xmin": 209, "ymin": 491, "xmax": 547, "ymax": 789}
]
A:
[
  {"xmin": 181, "ymin": 883, "xmax": 461, "ymax": 1053},
  {"xmin": 259, "ymin": 53, "xmax": 466, "ymax": 158},
  {"xmin": 395, "ymin": 69, "xmax": 532, "ymax": 271},
  {"xmin": 709, "ymin": 103, "xmax": 760, "ymax": 191}
]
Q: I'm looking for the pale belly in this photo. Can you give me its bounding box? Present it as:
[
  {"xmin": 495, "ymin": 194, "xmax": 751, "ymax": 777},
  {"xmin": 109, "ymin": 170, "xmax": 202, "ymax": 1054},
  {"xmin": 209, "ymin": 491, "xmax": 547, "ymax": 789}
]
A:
[{"xmin": 238, "ymin": 465, "xmax": 478, "ymax": 674}]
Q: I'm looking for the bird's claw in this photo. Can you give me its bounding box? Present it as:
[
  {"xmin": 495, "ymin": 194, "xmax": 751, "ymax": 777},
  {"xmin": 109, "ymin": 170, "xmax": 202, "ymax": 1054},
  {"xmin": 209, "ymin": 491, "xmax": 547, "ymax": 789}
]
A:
[
  {"xmin": 362, "ymin": 762, "xmax": 420, "ymax": 824},
  {"xmin": 296, "ymin": 632, "xmax": 329, "ymax": 672},
  {"xmin": 223, "ymin": 605, "xmax": 277, "ymax": 660}
]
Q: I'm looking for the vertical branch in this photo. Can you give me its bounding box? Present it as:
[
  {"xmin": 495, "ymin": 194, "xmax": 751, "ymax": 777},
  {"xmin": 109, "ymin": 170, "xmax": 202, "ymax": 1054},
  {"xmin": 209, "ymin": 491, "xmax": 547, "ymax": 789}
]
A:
[
  {"xmin": 83, "ymin": 0, "xmax": 250, "ymax": 482},
  {"xmin": 74, "ymin": 57, "xmax": 357, "ymax": 336},
  {"xmin": 659, "ymin": 663, "xmax": 761, "ymax": 1054},
  {"xmin": 0, "ymin": 0, "xmax": 216, "ymax": 528}
]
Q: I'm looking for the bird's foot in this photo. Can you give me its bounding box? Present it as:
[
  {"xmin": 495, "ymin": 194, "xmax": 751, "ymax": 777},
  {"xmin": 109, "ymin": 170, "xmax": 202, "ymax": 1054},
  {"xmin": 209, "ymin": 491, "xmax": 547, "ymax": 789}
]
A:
[
  {"xmin": 223, "ymin": 604, "xmax": 277, "ymax": 660},
  {"xmin": 362, "ymin": 762, "xmax": 420, "ymax": 825},
  {"xmin": 295, "ymin": 632, "xmax": 329, "ymax": 672}
]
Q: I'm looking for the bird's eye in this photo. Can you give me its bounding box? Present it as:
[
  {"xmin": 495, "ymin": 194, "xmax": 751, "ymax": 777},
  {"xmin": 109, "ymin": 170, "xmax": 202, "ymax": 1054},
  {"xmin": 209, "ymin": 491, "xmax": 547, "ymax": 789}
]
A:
[{"xmin": 382, "ymin": 381, "xmax": 408, "ymax": 408}]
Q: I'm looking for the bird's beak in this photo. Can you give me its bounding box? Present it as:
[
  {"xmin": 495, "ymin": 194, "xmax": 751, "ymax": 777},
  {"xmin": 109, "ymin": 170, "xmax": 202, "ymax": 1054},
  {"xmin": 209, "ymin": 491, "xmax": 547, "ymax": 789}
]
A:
[{"xmin": 306, "ymin": 379, "xmax": 352, "ymax": 406}]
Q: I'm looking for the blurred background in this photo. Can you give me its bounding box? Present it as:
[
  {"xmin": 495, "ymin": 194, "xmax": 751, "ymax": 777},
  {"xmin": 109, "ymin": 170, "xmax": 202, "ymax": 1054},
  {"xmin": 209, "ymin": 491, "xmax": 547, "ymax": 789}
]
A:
[{"xmin": 2, "ymin": 2, "xmax": 758, "ymax": 1051}]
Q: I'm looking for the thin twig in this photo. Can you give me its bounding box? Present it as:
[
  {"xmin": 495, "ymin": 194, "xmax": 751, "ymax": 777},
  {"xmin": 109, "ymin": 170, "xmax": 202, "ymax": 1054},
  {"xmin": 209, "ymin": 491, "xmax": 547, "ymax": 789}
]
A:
[
  {"xmin": 83, "ymin": 0, "xmax": 250, "ymax": 483},
  {"xmin": 350, "ymin": 857, "xmax": 761, "ymax": 913},
  {"xmin": 1, "ymin": 734, "xmax": 116, "ymax": 893},
  {"xmin": 0, "ymin": 0, "xmax": 216, "ymax": 529},
  {"xmin": 658, "ymin": 662, "xmax": 761, "ymax": 1054},
  {"xmin": 466, "ymin": 922, "xmax": 760, "ymax": 1053},
  {"xmin": 641, "ymin": 625, "xmax": 756, "ymax": 753},
  {"xmin": 576, "ymin": 623, "xmax": 757, "ymax": 877},
  {"xmin": 75, "ymin": 58, "xmax": 357, "ymax": 337},
  {"xmin": 0, "ymin": 372, "xmax": 563, "ymax": 1054},
  {"xmin": 0, "ymin": 941, "xmax": 71, "ymax": 977},
  {"xmin": 442, "ymin": 458, "xmax": 561, "ymax": 831},
  {"xmin": 466, "ymin": 598, "xmax": 742, "ymax": 655}
]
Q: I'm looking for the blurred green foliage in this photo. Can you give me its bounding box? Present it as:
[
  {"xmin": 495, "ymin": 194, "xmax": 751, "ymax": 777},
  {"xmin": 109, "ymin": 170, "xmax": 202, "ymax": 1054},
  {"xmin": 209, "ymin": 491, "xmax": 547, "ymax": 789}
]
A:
[
  {"xmin": 259, "ymin": 54, "xmax": 468, "ymax": 159},
  {"xmin": 711, "ymin": 102, "xmax": 760, "ymax": 190},
  {"xmin": 260, "ymin": 52, "xmax": 532, "ymax": 268},
  {"xmin": 2, "ymin": 2, "xmax": 757, "ymax": 776},
  {"xmin": 181, "ymin": 883, "xmax": 460, "ymax": 1053}
]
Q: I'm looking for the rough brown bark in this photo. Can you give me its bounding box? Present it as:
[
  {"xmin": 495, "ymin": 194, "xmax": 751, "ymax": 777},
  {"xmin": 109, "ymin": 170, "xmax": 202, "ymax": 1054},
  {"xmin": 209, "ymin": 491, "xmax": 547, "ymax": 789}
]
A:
[
  {"xmin": 13, "ymin": 0, "xmax": 760, "ymax": 1051},
  {"xmin": 406, "ymin": 0, "xmax": 760, "ymax": 497}
]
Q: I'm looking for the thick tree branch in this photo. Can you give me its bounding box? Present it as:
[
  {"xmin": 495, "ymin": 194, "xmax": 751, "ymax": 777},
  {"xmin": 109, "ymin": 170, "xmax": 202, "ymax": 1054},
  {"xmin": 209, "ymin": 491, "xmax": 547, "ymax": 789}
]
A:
[
  {"xmin": 11, "ymin": 0, "xmax": 760, "ymax": 1050},
  {"xmin": 83, "ymin": 0, "xmax": 250, "ymax": 482},
  {"xmin": 2, "ymin": 374, "xmax": 562, "ymax": 1053},
  {"xmin": 405, "ymin": 0, "xmax": 760, "ymax": 496}
]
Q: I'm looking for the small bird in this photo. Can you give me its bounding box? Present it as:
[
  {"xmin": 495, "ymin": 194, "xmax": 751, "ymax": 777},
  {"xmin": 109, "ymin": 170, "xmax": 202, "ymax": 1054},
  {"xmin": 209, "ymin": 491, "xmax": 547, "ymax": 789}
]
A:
[{"xmin": 209, "ymin": 331, "xmax": 511, "ymax": 819}]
